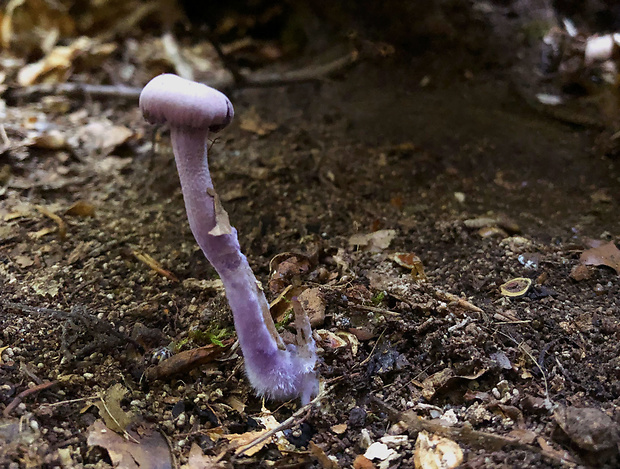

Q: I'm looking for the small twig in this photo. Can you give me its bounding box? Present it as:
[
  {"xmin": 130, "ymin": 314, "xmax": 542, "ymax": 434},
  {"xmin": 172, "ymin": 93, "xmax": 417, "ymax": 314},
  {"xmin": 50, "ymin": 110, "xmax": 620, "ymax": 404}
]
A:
[
  {"xmin": 371, "ymin": 396, "xmax": 576, "ymax": 466},
  {"xmin": 235, "ymin": 386, "xmax": 332, "ymax": 457},
  {"xmin": 3, "ymin": 380, "xmax": 58, "ymax": 417},
  {"xmin": 434, "ymin": 289, "xmax": 484, "ymax": 313},
  {"xmin": 207, "ymin": 32, "xmax": 246, "ymax": 85},
  {"xmin": 349, "ymin": 302, "xmax": 401, "ymax": 317},
  {"xmin": 5, "ymin": 51, "xmax": 361, "ymax": 102},
  {"xmin": 39, "ymin": 395, "xmax": 99, "ymax": 408}
]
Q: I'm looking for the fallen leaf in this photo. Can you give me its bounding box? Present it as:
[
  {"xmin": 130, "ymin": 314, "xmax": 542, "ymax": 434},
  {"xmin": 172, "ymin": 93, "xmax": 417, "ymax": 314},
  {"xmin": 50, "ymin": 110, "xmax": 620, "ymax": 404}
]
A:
[
  {"xmin": 33, "ymin": 129, "xmax": 67, "ymax": 150},
  {"xmin": 87, "ymin": 420, "xmax": 172, "ymax": 469},
  {"xmin": 72, "ymin": 119, "xmax": 133, "ymax": 157},
  {"xmin": 331, "ymin": 423, "xmax": 348, "ymax": 435},
  {"xmin": 391, "ymin": 252, "xmax": 426, "ymax": 279},
  {"xmin": 18, "ymin": 37, "xmax": 116, "ymax": 86},
  {"xmin": 0, "ymin": 345, "xmax": 9, "ymax": 365},
  {"xmin": 224, "ymin": 406, "xmax": 293, "ymax": 456},
  {"xmin": 181, "ymin": 443, "xmax": 225, "ymax": 469},
  {"xmin": 94, "ymin": 384, "xmax": 134, "ymax": 433},
  {"xmin": 66, "ymin": 201, "xmax": 95, "ymax": 217},
  {"xmin": 181, "ymin": 278, "xmax": 224, "ymax": 291},
  {"xmin": 239, "ymin": 107, "xmax": 278, "ymax": 136},
  {"xmin": 14, "ymin": 255, "xmax": 34, "ymax": 268},
  {"xmin": 297, "ymin": 287, "xmax": 326, "ymax": 327},
  {"xmin": 353, "ymin": 455, "xmax": 376, "ymax": 469},
  {"xmin": 268, "ymin": 252, "xmax": 313, "ymax": 294},
  {"xmin": 309, "ymin": 441, "xmax": 339, "ymax": 468},
  {"xmin": 349, "ymin": 229, "xmax": 397, "ymax": 252},
  {"xmin": 580, "ymin": 241, "xmax": 620, "ymax": 274},
  {"xmin": 421, "ymin": 368, "xmax": 488, "ymax": 401}
]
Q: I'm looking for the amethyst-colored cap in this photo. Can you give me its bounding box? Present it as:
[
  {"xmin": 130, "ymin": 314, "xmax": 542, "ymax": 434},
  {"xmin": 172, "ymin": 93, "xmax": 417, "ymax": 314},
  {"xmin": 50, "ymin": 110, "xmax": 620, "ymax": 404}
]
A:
[{"xmin": 139, "ymin": 73, "xmax": 234, "ymax": 132}]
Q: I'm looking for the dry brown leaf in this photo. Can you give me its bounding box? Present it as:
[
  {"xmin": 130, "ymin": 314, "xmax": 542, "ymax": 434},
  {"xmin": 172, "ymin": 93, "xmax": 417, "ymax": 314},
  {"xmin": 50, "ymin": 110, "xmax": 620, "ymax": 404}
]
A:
[
  {"xmin": 0, "ymin": 345, "xmax": 9, "ymax": 365},
  {"xmin": 309, "ymin": 441, "xmax": 340, "ymax": 469},
  {"xmin": 239, "ymin": 107, "xmax": 278, "ymax": 136},
  {"xmin": 349, "ymin": 230, "xmax": 397, "ymax": 252},
  {"xmin": 182, "ymin": 443, "xmax": 225, "ymax": 469},
  {"xmin": 298, "ymin": 287, "xmax": 326, "ymax": 327},
  {"xmin": 1, "ymin": 0, "xmax": 75, "ymax": 55},
  {"xmin": 73, "ymin": 119, "xmax": 133, "ymax": 157},
  {"xmin": 18, "ymin": 37, "xmax": 115, "ymax": 86},
  {"xmin": 66, "ymin": 200, "xmax": 96, "ymax": 217},
  {"xmin": 268, "ymin": 252, "xmax": 313, "ymax": 294},
  {"xmin": 331, "ymin": 423, "xmax": 348, "ymax": 434},
  {"xmin": 87, "ymin": 419, "xmax": 172, "ymax": 469},
  {"xmin": 353, "ymin": 455, "xmax": 376, "ymax": 469},
  {"xmin": 580, "ymin": 241, "xmax": 620, "ymax": 274},
  {"xmin": 93, "ymin": 384, "xmax": 134, "ymax": 434},
  {"xmin": 223, "ymin": 406, "xmax": 291, "ymax": 456}
]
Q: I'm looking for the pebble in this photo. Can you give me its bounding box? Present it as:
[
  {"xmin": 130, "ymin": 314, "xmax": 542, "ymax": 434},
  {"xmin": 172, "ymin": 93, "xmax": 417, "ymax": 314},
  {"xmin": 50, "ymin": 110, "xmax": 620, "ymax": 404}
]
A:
[{"xmin": 364, "ymin": 442, "xmax": 395, "ymax": 461}]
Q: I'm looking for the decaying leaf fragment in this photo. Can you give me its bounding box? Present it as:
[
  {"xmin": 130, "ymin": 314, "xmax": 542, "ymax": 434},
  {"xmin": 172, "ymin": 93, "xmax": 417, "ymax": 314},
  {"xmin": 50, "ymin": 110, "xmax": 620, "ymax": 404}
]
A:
[
  {"xmin": 349, "ymin": 229, "xmax": 397, "ymax": 252},
  {"xmin": 18, "ymin": 36, "xmax": 116, "ymax": 86},
  {"xmin": 93, "ymin": 384, "xmax": 134, "ymax": 433},
  {"xmin": 414, "ymin": 431, "xmax": 463, "ymax": 469},
  {"xmin": 223, "ymin": 405, "xmax": 293, "ymax": 456},
  {"xmin": 239, "ymin": 107, "xmax": 278, "ymax": 136},
  {"xmin": 181, "ymin": 443, "xmax": 227, "ymax": 469},
  {"xmin": 580, "ymin": 241, "xmax": 620, "ymax": 274},
  {"xmin": 87, "ymin": 419, "xmax": 172, "ymax": 469}
]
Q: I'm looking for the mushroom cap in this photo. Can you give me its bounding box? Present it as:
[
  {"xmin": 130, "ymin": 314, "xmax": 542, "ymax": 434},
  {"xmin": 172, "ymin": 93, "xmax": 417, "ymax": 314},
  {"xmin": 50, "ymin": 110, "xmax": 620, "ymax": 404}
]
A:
[{"xmin": 139, "ymin": 74, "xmax": 234, "ymax": 132}]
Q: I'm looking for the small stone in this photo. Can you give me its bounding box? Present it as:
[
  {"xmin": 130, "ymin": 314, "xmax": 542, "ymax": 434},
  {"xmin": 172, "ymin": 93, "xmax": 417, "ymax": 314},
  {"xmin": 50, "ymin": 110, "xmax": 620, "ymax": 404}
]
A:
[{"xmin": 364, "ymin": 442, "xmax": 395, "ymax": 461}]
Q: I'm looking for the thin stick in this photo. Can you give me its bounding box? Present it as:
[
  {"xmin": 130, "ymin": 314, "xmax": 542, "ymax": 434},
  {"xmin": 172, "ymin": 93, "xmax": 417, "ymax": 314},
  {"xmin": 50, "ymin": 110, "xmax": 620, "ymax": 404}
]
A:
[
  {"xmin": 3, "ymin": 380, "xmax": 58, "ymax": 417},
  {"xmin": 235, "ymin": 386, "xmax": 332, "ymax": 457},
  {"xmin": 39, "ymin": 395, "xmax": 99, "ymax": 408},
  {"xmin": 5, "ymin": 51, "xmax": 360, "ymax": 102}
]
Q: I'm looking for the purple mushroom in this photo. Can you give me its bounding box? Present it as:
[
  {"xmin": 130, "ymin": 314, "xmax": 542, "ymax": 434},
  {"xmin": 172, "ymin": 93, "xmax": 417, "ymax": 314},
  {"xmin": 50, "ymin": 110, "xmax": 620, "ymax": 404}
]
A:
[{"xmin": 139, "ymin": 74, "xmax": 318, "ymax": 403}]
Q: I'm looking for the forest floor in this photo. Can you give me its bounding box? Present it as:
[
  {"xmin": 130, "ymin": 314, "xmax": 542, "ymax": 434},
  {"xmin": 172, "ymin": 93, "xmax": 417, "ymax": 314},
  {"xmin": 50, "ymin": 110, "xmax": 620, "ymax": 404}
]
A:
[{"xmin": 1, "ymin": 13, "xmax": 620, "ymax": 469}]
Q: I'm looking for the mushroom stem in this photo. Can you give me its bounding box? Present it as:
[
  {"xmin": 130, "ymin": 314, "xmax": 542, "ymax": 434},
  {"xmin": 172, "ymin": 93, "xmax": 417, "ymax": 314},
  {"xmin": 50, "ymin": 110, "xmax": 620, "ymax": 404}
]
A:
[{"xmin": 168, "ymin": 126, "xmax": 316, "ymax": 403}]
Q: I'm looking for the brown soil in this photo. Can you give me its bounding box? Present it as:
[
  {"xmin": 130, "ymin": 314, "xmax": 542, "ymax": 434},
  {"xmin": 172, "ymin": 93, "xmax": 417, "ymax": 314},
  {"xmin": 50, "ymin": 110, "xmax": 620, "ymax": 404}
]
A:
[{"xmin": 1, "ymin": 48, "xmax": 620, "ymax": 469}]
